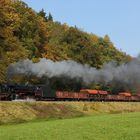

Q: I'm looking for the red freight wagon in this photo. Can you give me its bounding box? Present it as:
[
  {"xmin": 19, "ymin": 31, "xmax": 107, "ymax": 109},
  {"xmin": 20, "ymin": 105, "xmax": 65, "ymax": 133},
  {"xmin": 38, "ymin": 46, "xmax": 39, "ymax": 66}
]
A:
[
  {"xmin": 80, "ymin": 89, "xmax": 98, "ymax": 94},
  {"xmin": 98, "ymin": 90, "xmax": 108, "ymax": 95},
  {"xmin": 80, "ymin": 89, "xmax": 108, "ymax": 101},
  {"xmin": 80, "ymin": 89, "xmax": 99, "ymax": 101},
  {"xmin": 97, "ymin": 90, "xmax": 108, "ymax": 101},
  {"xmin": 119, "ymin": 92, "xmax": 132, "ymax": 101},
  {"xmin": 117, "ymin": 95, "xmax": 127, "ymax": 101},
  {"xmin": 119, "ymin": 92, "xmax": 131, "ymax": 97}
]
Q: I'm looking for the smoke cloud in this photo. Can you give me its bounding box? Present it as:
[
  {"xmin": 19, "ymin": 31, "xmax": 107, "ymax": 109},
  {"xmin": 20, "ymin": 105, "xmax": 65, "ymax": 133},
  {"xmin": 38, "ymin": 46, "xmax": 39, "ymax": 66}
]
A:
[{"xmin": 7, "ymin": 56, "xmax": 140, "ymax": 89}]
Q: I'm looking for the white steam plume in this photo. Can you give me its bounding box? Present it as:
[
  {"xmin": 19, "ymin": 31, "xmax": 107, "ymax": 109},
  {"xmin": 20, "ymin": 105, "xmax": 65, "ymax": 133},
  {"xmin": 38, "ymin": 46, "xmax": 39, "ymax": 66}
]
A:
[{"xmin": 7, "ymin": 56, "xmax": 140, "ymax": 86}]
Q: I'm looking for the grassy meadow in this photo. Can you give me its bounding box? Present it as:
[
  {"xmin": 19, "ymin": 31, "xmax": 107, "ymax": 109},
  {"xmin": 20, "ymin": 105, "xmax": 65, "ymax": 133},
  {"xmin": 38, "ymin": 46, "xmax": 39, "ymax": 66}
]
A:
[
  {"xmin": 0, "ymin": 102, "xmax": 140, "ymax": 140},
  {"xmin": 0, "ymin": 112, "xmax": 140, "ymax": 140}
]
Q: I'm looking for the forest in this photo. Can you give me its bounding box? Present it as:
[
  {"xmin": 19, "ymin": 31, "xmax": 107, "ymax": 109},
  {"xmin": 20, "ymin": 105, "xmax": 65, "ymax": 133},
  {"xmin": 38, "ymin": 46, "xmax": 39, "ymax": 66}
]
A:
[{"xmin": 0, "ymin": 0, "xmax": 133, "ymax": 93}]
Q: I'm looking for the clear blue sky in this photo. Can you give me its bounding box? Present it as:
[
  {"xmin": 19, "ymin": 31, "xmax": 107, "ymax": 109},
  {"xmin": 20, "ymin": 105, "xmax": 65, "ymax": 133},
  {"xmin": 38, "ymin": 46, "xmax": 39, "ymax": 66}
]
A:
[{"xmin": 23, "ymin": 0, "xmax": 140, "ymax": 56}]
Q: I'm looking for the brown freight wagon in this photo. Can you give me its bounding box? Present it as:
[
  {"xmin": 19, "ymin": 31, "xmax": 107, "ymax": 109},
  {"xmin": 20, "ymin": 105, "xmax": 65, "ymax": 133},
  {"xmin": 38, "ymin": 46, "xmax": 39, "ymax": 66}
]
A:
[
  {"xmin": 137, "ymin": 94, "xmax": 140, "ymax": 98},
  {"xmin": 105, "ymin": 95, "xmax": 115, "ymax": 101},
  {"xmin": 56, "ymin": 91, "xmax": 89, "ymax": 101},
  {"xmin": 105, "ymin": 95, "xmax": 126, "ymax": 101},
  {"xmin": 130, "ymin": 95, "xmax": 140, "ymax": 102}
]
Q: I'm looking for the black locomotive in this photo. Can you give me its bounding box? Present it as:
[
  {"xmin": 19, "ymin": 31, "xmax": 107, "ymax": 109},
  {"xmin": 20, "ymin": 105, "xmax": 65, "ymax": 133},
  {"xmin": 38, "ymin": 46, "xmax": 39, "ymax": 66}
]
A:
[{"xmin": 0, "ymin": 84, "xmax": 47, "ymax": 100}]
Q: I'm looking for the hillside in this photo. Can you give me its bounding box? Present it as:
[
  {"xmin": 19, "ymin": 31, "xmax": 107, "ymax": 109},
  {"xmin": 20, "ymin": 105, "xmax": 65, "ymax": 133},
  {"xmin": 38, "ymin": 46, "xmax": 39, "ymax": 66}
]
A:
[{"xmin": 0, "ymin": 0, "xmax": 131, "ymax": 85}]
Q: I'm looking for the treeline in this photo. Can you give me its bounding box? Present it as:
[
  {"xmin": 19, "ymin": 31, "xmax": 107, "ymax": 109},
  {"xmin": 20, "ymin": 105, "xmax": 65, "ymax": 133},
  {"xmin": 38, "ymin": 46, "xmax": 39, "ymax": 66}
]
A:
[{"xmin": 0, "ymin": 0, "xmax": 132, "ymax": 92}]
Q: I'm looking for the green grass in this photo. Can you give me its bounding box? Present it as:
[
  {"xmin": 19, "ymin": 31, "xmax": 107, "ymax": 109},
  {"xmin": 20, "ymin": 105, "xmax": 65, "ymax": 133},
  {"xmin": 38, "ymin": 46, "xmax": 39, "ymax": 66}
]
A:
[{"xmin": 0, "ymin": 112, "xmax": 140, "ymax": 140}]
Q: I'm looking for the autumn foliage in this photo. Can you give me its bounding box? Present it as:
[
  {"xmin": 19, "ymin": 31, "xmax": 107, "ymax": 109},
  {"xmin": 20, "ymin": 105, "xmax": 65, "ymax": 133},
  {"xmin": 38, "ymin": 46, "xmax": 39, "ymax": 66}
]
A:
[{"xmin": 0, "ymin": 0, "xmax": 131, "ymax": 88}]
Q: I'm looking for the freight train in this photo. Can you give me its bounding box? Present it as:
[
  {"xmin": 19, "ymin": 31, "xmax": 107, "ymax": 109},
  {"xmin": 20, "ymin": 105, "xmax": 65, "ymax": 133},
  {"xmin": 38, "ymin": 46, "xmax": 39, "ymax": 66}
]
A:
[{"xmin": 0, "ymin": 84, "xmax": 140, "ymax": 102}]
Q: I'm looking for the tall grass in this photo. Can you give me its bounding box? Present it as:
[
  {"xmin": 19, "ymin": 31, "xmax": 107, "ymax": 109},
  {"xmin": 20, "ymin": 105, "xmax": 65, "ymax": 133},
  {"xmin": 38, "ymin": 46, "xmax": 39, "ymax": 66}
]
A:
[{"xmin": 0, "ymin": 102, "xmax": 140, "ymax": 124}]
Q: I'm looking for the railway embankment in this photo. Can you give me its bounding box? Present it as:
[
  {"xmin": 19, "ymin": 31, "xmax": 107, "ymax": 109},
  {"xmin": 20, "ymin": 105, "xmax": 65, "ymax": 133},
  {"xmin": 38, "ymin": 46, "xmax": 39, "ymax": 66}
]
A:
[{"xmin": 0, "ymin": 102, "xmax": 140, "ymax": 124}]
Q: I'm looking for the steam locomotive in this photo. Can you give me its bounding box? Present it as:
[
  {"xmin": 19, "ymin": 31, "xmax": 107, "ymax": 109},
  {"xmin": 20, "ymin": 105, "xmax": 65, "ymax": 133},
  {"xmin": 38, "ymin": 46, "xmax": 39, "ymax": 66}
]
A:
[{"xmin": 0, "ymin": 84, "xmax": 140, "ymax": 102}]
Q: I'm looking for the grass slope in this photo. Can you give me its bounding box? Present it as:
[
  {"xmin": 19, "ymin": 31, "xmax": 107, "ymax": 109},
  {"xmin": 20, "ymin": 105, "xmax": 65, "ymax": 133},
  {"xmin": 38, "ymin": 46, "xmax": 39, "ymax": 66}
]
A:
[
  {"xmin": 0, "ymin": 102, "xmax": 140, "ymax": 124},
  {"xmin": 0, "ymin": 112, "xmax": 140, "ymax": 140}
]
